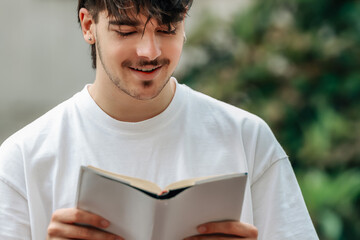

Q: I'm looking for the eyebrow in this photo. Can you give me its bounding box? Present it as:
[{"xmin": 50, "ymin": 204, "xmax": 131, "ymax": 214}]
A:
[{"xmin": 108, "ymin": 19, "xmax": 142, "ymax": 27}]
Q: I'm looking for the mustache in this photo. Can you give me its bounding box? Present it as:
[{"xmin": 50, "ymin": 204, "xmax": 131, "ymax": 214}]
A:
[{"xmin": 122, "ymin": 58, "xmax": 170, "ymax": 68}]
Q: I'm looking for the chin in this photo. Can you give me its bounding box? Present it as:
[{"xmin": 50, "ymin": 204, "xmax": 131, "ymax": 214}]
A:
[
  {"xmin": 136, "ymin": 76, "xmax": 172, "ymax": 99},
  {"xmin": 127, "ymin": 83, "xmax": 163, "ymax": 100},
  {"xmin": 113, "ymin": 72, "xmax": 172, "ymax": 100}
]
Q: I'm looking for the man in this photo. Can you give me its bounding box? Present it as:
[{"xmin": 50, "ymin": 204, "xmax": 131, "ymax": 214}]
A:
[{"xmin": 0, "ymin": 0, "xmax": 318, "ymax": 239}]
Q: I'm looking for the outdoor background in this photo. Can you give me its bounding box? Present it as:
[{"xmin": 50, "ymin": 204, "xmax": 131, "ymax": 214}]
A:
[{"xmin": 1, "ymin": 0, "xmax": 359, "ymax": 239}]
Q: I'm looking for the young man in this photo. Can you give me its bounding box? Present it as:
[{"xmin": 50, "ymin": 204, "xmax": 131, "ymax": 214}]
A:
[{"xmin": 0, "ymin": 0, "xmax": 318, "ymax": 239}]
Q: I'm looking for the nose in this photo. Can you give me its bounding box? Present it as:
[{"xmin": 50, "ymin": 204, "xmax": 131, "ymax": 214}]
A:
[{"xmin": 136, "ymin": 33, "xmax": 161, "ymax": 61}]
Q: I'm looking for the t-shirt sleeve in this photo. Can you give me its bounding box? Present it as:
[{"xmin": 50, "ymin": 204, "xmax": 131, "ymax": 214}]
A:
[
  {"xmin": 0, "ymin": 178, "xmax": 31, "ymax": 239},
  {"xmin": 251, "ymin": 158, "xmax": 319, "ymax": 239},
  {"xmin": 0, "ymin": 136, "xmax": 31, "ymax": 239},
  {"xmin": 240, "ymin": 116, "xmax": 318, "ymax": 239}
]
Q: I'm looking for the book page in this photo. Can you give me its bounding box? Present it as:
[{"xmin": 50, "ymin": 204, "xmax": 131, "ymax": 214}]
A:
[
  {"xmin": 87, "ymin": 165, "xmax": 163, "ymax": 195},
  {"xmin": 76, "ymin": 167, "xmax": 248, "ymax": 240},
  {"xmin": 77, "ymin": 166, "xmax": 158, "ymax": 239},
  {"xmin": 152, "ymin": 173, "xmax": 248, "ymax": 240},
  {"xmin": 165, "ymin": 173, "xmax": 244, "ymax": 191}
]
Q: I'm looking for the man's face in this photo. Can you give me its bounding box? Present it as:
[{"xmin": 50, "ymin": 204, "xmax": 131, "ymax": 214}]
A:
[{"xmin": 93, "ymin": 11, "xmax": 185, "ymax": 100}]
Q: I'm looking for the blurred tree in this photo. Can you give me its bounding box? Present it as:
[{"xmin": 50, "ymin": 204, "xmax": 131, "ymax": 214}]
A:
[{"xmin": 181, "ymin": 0, "xmax": 360, "ymax": 239}]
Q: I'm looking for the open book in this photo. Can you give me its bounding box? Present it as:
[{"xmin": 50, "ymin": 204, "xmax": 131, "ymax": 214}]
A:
[{"xmin": 76, "ymin": 165, "xmax": 248, "ymax": 240}]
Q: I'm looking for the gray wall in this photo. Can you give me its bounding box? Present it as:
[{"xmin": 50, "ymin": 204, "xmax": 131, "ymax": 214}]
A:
[{"xmin": 0, "ymin": 0, "xmax": 250, "ymax": 142}]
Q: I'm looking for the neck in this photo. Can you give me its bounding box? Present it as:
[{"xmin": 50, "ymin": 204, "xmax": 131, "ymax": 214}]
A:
[{"xmin": 88, "ymin": 77, "xmax": 176, "ymax": 122}]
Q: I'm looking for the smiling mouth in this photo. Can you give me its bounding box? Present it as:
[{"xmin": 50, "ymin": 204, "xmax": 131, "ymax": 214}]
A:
[{"xmin": 129, "ymin": 66, "xmax": 161, "ymax": 73}]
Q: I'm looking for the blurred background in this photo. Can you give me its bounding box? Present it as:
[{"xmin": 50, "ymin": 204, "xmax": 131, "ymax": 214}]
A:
[{"xmin": 1, "ymin": 0, "xmax": 359, "ymax": 239}]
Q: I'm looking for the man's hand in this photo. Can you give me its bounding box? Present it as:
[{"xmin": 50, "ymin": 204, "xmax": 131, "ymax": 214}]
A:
[
  {"xmin": 184, "ymin": 221, "xmax": 258, "ymax": 240},
  {"xmin": 47, "ymin": 208, "xmax": 123, "ymax": 240}
]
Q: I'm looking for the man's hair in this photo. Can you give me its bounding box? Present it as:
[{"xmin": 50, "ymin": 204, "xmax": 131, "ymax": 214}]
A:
[{"xmin": 77, "ymin": 0, "xmax": 193, "ymax": 69}]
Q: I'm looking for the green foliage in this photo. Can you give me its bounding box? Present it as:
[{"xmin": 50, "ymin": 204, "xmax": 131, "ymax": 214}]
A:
[
  {"xmin": 298, "ymin": 170, "xmax": 360, "ymax": 239},
  {"xmin": 181, "ymin": 0, "xmax": 360, "ymax": 239}
]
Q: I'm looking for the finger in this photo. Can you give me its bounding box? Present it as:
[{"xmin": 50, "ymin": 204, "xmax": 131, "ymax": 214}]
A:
[
  {"xmin": 47, "ymin": 237, "xmax": 67, "ymax": 240},
  {"xmin": 51, "ymin": 208, "xmax": 110, "ymax": 229},
  {"xmin": 184, "ymin": 233, "xmax": 244, "ymax": 240},
  {"xmin": 196, "ymin": 221, "xmax": 258, "ymax": 238},
  {"xmin": 48, "ymin": 221, "xmax": 123, "ymax": 240}
]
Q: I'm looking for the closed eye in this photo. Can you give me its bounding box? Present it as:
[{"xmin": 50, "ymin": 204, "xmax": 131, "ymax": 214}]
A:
[
  {"xmin": 116, "ymin": 31, "xmax": 136, "ymax": 37},
  {"xmin": 159, "ymin": 29, "xmax": 177, "ymax": 35}
]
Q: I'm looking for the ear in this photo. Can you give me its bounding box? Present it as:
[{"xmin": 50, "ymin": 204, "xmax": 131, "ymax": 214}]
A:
[
  {"xmin": 79, "ymin": 8, "xmax": 95, "ymax": 44},
  {"xmin": 179, "ymin": 20, "xmax": 186, "ymax": 43}
]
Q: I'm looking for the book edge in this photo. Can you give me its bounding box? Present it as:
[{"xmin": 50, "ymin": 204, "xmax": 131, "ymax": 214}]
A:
[{"xmin": 86, "ymin": 165, "xmax": 162, "ymax": 195}]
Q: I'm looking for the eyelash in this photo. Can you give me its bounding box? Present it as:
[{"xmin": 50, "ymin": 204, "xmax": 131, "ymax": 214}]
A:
[
  {"xmin": 116, "ymin": 31, "xmax": 135, "ymax": 37},
  {"xmin": 116, "ymin": 29, "xmax": 177, "ymax": 37},
  {"xmin": 161, "ymin": 29, "xmax": 177, "ymax": 35}
]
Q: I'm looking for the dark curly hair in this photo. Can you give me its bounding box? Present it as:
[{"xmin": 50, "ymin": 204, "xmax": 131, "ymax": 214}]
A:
[{"xmin": 77, "ymin": 0, "xmax": 193, "ymax": 68}]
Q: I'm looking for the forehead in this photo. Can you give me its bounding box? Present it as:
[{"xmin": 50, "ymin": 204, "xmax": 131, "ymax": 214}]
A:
[
  {"xmin": 106, "ymin": 12, "xmax": 156, "ymax": 27},
  {"xmin": 101, "ymin": 13, "xmax": 183, "ymax": 33},
  {"xmin": 102, "ymin": 4, "xmax": 185, "ymax": 27}
]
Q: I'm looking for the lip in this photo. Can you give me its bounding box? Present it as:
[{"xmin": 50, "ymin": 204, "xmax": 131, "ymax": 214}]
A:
[{"xmin": 129, "ymin": 66, "xmax": 162, "ymax": 81}]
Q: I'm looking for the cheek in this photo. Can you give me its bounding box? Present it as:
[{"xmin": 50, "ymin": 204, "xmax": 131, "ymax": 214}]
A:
[
  {"xmin": 165, "ymin": 41, "xmax": 183, "ymax": 63},
  {"xmin": 107, "ymin": 45, "xmax": 130, "ymax": 67}
]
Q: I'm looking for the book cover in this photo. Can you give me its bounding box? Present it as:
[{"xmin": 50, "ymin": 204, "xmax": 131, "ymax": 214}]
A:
[{"xmin": 76, "ymin": 165, "xmax": 248, "ymax": 240}]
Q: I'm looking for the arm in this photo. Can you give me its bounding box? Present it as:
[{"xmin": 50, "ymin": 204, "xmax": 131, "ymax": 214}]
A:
[
  {"xmin": 0, "ymin": 178, "xmax": 31, "ymax": 240},
  {"xmin": 0, "ymin": 177, "xmax": 123, "ymax": 240},
  {"xmin": 183, "ymin": 159, "xmax": 318, "ymax": 240},
  {"xmin": 251, "ymin": 158, "xmax": 318, "ymax": 239}
]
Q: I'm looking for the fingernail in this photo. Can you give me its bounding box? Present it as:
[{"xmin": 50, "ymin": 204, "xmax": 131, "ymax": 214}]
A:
[
  {"xmin": 101, "ymin": 219, "xmax": 110, "ymax": 227},
  {"xmin": 197, "ymin": 225, "xmax": 207, "ymax": 233}
]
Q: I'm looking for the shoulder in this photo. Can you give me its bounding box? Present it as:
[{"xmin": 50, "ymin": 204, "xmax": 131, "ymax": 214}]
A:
[
  {"xmin": 182, "ymin": 84, "xmax": 287, "ymax": 176},
  {"xmin": 0, "ymin": 92, "xmax": 80, "ymax": 190},
  {"xmin": 0, "ymin": 90, "xmax": 82, "ymax": 164},
  {"xmin": 183, "ymin": 84, "xmax": 267, "ymax": 130},
  {"xmin": 6, "ymin": 96, "xmax": 76, "ymax": 145},
  {"xmin": 187, "ymin": 86, "xmax": 280, "ymax": 146}
]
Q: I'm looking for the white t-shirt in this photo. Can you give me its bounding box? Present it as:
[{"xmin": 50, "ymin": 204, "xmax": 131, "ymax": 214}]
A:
[{"xmin": 0, "ymin": 78, "xmax": 318, "ymax": 239}]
